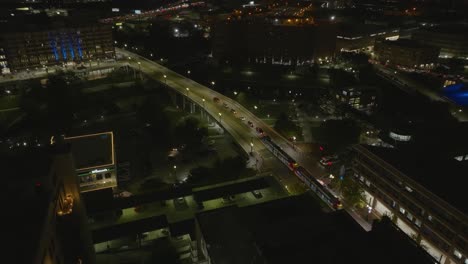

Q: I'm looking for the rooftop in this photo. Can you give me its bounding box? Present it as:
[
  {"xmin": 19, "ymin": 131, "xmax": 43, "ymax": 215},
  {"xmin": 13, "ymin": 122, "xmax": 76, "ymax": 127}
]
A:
[
  {"xmin": 361, "ymin": 145, "xmax": 468, "ymax": 215},
  {"xmin": 65, "ymin": 131, "xmax": 114, "ymax": 171},
  {"xmin": 3, "ymin": 148, "xmax": 54, "ymax": 264},
  {"xmin": 196, "ymin": 195, "xmax": 434, "ymax": 264},
  {"xmin": 378, "ymin": 38, "xmax": 431, "ymax": 49}
]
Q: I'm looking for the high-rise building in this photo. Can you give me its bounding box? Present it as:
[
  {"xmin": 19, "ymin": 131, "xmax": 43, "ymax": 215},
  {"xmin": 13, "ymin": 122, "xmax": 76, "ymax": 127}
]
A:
[{"xmin": 4, "ymin": 146, "xmax": 95, "ymax": 264}]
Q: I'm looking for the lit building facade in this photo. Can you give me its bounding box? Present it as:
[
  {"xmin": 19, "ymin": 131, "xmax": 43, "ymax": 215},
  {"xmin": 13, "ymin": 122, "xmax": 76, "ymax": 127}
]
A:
[
  {"xmin": 336, "ymin": 24, "xmax": 399, "ymax": 52},
  {"xmin": 374, "ymin": 39, "xmax": 439, "ymax": 68},
  {"xmin": 351, "ymin": 145, "xmax": 468, "ymax": 264},
  {"xmin": 412, "ymin": 25, "xmax": 468, "ymax": 59},
  {"xmin": 64, "ymin": 131, "xmax": 117, "ymax": 193},
  {"xmin": 212, "ymin": 19, "xmax": 337, "ymax": 65},
  {"xmin": 4, "ymin": 148, "xmax": 95, "ymax": 264},
  {"xmin": 0, "ymin": 24, "xmax": 114, "ymax": 71},
  {"xmin": 335, "ymin": 86, "xmax": 378, "ymax": 114}
]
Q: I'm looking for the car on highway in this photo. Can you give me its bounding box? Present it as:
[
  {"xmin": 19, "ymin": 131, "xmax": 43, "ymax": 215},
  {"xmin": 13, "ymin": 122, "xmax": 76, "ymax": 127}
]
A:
[
  {"xmin": 256, "ymin": 127, "xmax": 264, "ymax": 135},
  {"xmin": 247, "ymin": 121, "xmax": 254, "ymax": 127},
  {"xmin": 223, "ymin": 103, "xmax": 229, "ymax": 108},
  {"xmin": 230, "ymin": 108, "xmax": 237, "ymax": 114},
  {"xmin": 239, "ymin": 116, "xmax": 246, "ymax": 121},
  {"xmin": 213, "ymin": 97, "xmax": 220, "ymax": 103}
]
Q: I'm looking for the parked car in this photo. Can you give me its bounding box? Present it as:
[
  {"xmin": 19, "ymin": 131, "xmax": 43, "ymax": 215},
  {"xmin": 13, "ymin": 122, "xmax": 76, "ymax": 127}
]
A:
[
  {"xmin": 252, "ymin": 190, "xmax": 263, "ymax": 198},
  {"xmin": 319, "ymin": 155, "xmax": 339, "ymax": 167},
  {"xmin": 239, "ymin": 116, "xmax": 246, "ymax": 121},
  {"xmin": 247, "ymin": 121, "xmax": 254, "ymax": 127}
]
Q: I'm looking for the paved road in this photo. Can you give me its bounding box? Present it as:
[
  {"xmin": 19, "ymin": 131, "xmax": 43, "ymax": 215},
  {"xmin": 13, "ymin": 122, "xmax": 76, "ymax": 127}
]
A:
[{"xmin": 117, "ymin": 48, "xmax": 379, "ymax": 229}]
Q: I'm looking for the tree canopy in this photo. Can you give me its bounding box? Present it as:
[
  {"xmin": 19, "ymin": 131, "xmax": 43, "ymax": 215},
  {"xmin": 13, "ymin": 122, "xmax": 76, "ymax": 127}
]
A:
[{"xmin": 311, "ymin": 119, "xmax": 361, "ymax": 153}]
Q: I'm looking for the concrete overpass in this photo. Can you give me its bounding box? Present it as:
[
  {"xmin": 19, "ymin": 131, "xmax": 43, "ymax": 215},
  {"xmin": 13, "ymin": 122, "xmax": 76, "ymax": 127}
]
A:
[{"xmin": 117, "ymin": 48, "xmax": 372, "ymax": 230}]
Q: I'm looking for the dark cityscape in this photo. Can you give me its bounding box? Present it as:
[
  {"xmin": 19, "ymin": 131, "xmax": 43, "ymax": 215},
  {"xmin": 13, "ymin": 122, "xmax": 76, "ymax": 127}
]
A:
[{"xmin": 1, "ymin": 0, "xmax": 467, "ymax": 263}]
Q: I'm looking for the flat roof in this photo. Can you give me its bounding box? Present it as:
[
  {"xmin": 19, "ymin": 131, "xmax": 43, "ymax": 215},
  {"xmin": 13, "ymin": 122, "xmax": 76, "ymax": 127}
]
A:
[
  {"xmin": 196, "ymin": 195, "xmax": 434, "ymax": 264},
  {"xmin": 361, "ymin": 145, "xmax": 468, "ymax": 215},
  {"xmin": 65, "ymin": 132, "xmax": 114, "ymax": 170}
]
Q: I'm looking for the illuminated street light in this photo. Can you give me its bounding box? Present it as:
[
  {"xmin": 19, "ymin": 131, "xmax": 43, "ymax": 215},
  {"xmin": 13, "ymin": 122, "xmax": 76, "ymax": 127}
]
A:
[
  {"xmin": 202, "ymin": 98, "xmax": 206, "ymax": 108},
  {"xmin": 173, "ymin": 165, "xmax": 177, "ymax": 178},
  {"xmin": 163, "ymin": 75, "xmax": 167, "ymax": 84},
  {"xmin": 330, "ymin": 15, "xmax": 335, "ymax": 20},
  {"xmin": 187, "ymin": 70, "xmax": 191, "ymax": 75},
  {"xmin": 186, "ymin": 87, "xmax": 190, "ymax": 95},
  {"xmin": 233, "ymin": 91, "xmax": 238, "ymax": 95},
  {"xmin": 250, "ymin": 142, "xmax": 254, "ymax": 153},
  {"xmin": 211, "ymin": 81, "xmax": 215, "ymax": 86},
  {"xmin": 218, "ymin": 112, "xmax": 222, "ymax": 122},
  {"xmin": 254, "ymin": 105, "xmax": 258, "ymax": 110}
]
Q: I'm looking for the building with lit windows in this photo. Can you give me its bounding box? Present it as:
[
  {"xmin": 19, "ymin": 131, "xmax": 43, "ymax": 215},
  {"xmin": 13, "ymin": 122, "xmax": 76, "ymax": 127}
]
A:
[
  {"xmin": 64, "ymin": 131, "xmax": 117, "ymax": 193},
  {"xmin": 374, "ymin": 39, "xmax": 439, "ymax": 68},
  {"xmin": 351, "ymin": 144, "xmax": 468, "ymax": 264},
  {"xmin": 336, "ymin": 23, "xmax": 399, "ymax": 52},
  {"xmin": 4, "ymin": 147, "xmax": 95, "ymax": 264},
  {"xmin": 412, "ymin": 24, "xmax": 468, "ymax": 59},
  {"xmin": 212, "ymin": 19, "xmax": 337, "ymax": 65},
  {"xmin": 0, "ymin": 22, "xmax": 114, "ymax": 71},
  {"xmin": 334, "ymin": 85, "xmax": 379, "ymax": 114}
]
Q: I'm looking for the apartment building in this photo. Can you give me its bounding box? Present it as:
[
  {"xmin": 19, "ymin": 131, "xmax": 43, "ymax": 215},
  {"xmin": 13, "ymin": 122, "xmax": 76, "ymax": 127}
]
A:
[{"xmin": 352, "ymin": 144, "xmax": 468, "ymax": 264}]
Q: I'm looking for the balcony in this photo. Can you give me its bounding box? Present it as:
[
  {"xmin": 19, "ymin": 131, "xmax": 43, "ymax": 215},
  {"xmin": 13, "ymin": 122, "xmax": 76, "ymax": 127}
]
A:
[{"xmin": 57, "ymin": 194, "xmax": 74, "ymax": 216}]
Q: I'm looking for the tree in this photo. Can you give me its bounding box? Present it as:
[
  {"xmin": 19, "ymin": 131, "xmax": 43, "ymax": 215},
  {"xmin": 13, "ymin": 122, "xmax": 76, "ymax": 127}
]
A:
[
  {"xmin": 311, "ymin": 119, "xmax": 361, "ymax": 153},
  {"xmin": 274, "ymin": 112, "xmax": 301, "ymax": 138},
  {"xmin": 44, "ymin": 71, "xmax": 83, "ymax": 134},
  {"xmin": 149, "ymin": 238, "xmax": 180, "ymax": 264},
  {"xmin": 340, "ymin": 176, "xmax": 365, "ymax": 208},
  {"xmin": 137, "ymin": 97, "xmax": 173, "ymax": 147},
  {"xmin": 174, "ymin": 116, "xmax": 207, "ymax": 149}
]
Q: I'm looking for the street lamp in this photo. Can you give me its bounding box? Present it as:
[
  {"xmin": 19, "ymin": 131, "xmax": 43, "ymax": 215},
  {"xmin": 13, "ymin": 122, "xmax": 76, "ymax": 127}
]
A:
[
  {"xmin": 173, "ymin": 165, "xmax": 177, "ymax": 178},
  {"xmin": 292, "ymin": 136, "xmax": 296, "ymax": 149},
  {"xmin": 202, "ymin": 98, "xmax": 205, "ymax": 108},
  {"xmin": 163, "ymin": 75, "xmax": 167, "ymax": 84},
  {"xmin": 233, "ymin": 91, "xmax": 238, "ymax": 95},
  {"xmin": 186, "ymin": 87, "xmax": 190, "ymax": 96},
  {"xmin": 218, "ymin": 112, "xmax": 222, "ymax": 122},
  {"xmin": 187, "ymin": 70, "xmax": 191, "ymax": 75},
  {"xmin": 254, "ymin": 105, "xmax": 258, "ymax": 110},
  {"xmin": 250, "ymin": 142, "xmax": 254, "ymax": 153}
]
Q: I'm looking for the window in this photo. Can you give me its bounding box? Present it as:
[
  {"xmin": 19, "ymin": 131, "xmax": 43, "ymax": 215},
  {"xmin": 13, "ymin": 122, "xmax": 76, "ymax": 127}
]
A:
[
  {"xmin": 399, "ymin": 207, "xmax": 406, "ymax": 214},
  {"xmin": 415, "ymin": 219, "xmax": 422, "ymax": 227},
  {"xmin": 407, "ymin": 212, "xmax": 413, "ymax": 221},
  {"xmin": 454, "ymin": 249, "xmax": 462, "ymax": 259}
]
